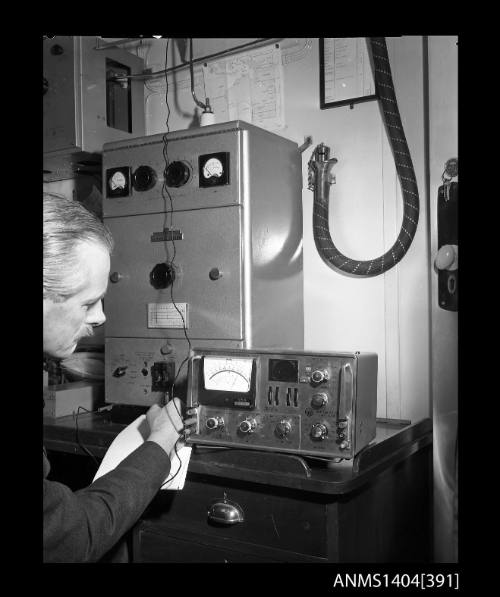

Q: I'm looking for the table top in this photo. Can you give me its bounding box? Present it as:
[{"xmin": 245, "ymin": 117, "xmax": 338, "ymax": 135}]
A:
[{"xmin": 43, "ymin": 412, "xmax": 432, "ymax": 495}]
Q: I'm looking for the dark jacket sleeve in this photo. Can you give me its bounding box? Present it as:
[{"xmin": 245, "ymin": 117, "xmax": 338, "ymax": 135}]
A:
[{"xmin": 43, "ymin": 441, "xmax": 171, "ymax": 563}]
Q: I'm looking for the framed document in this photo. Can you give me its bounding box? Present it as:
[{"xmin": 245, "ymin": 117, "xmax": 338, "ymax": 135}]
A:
[{"xmin": 320, "ymin": 38, "xmax": 378, "ymax": 109}]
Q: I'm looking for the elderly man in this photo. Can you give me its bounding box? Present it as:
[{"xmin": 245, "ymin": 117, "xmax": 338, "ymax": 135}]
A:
[{"xmin": 43, "ymin": 193, "xmax": 193, "ymax": 562}]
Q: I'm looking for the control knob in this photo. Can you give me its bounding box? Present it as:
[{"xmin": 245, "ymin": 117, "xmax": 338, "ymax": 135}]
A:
[
  {"xmin": 133, "ymin": 165, "xmax": 157, "ymax": 191},
  {"xmin": 311, "ymin": 369, "xmax": 329, "ymax": 384},
  {"xmin": 209, "ymin": 267, "xmax": 223, "ymax": 281},
  {"xmin": 310, "ymin": 423, "xmax": 328, "ymax": 441},
  {"xmin": 435, "ymin": 244, "xmax": 458, "ymax": 271},
  {"xmin": 150, "ymin": 262, "xmax": 175, "ymax": 289},
  {"xmin": 206, "ymin": 417, "xmax": 224, "ymax": 430},
  {"xmin": 165, "ymin": 161, "xmax": 191, "ymax": 187},
  {"xmin": 239, "ymin": 419, "xmax": 256, "ymax": 434},
  {"xmin": 275, "ymin": 419, "xmax": 292, "ymax": 438},
  {"xmin": 311, "ymin": 392, "xmax": 328, "ymax": 408}
]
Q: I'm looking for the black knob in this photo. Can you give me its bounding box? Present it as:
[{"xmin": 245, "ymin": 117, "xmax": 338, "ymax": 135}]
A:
[
  {"xmin": 50, "ymin": 44, "xmax": 64, "ymax": 55},
  {"xmin": 113, "ymin": 366, "xmax": 128, "ymax": 378},
  {"xmin": 150, "ymin": 263, "xmax": 175, "ymax": 289},
  {"xmin": 165, "ymin": 161, "xmax": 190, "ymax": 187},
  {"xmin": 133, "ymin": 165, "xmax": 157, "ymax": 191},
  {"xmin": 209, "ymin": 267, "xmax": 223, "ymax": 281}
]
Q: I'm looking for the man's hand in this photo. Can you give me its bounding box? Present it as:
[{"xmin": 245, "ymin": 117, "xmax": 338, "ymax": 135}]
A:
[
  {"xmin": 146, "ymin": 398, "xmax": 183, "ymax": 456},
  {"xmin": 146, "ymin": 399, "xmax": 197, "ymax": 456}
]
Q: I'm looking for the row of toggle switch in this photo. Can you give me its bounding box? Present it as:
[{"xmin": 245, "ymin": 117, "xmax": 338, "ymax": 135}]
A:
[
  {"xmin": 267, "ymin": 386, "xmax": 299, "ymax": 407},
  {"xmin": 267, "ymin": 387, "xmax": 330, "ymax": 409}
]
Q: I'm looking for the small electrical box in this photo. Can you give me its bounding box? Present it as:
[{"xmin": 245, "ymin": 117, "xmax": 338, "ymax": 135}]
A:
[
  {"xmin": 43, "ymin": 36, "xmax": 145, "ymax": 181},
  {"xmin": 187, "ymin": 347, "xmax": 378, "ymax": 460}
]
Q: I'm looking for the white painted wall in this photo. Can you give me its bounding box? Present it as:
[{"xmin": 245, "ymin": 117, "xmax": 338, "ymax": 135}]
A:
[{"xmin": 139, "ymin": 37, "xmax": 431, "ymax": 423}]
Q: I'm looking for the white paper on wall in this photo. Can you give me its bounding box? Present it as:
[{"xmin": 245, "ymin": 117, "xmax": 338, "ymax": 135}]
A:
[
  {"xmin": 323, "ymin": 38, "xmax": 375, "ymax": 104},
  {"xmin": 202, "ymin": 43, "xmax": 285, "ymax": 131}
]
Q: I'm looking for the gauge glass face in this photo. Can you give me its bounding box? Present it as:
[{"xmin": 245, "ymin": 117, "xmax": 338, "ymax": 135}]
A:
[
  {"xmin": 109, "ymin": 171, "xmax": 127, "ymax": 190},
  {"xmin": 203, "ymin": 158, "xmax": 223, "ymax": 179},
  {"xmin": 203, "ymin": 357, "xmax": 253, "ymax": 393}
]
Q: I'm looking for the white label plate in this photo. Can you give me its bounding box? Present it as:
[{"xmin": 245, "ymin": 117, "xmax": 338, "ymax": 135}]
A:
[{"xmin": 147, "ymin": 303, "xmax": 189, "ymax": 329}]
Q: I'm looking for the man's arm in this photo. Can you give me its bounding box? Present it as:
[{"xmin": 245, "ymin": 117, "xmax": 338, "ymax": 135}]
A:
[
  {"xmin": 43, "ymin": 441, "xmax": 171, "ymax": 562},
  {"xmin": 43, "ymin": 398, "xmax": 192, "ymax": 563}
]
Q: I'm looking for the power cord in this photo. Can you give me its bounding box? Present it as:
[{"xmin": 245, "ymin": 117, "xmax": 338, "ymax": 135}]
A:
[
  {"xmin": 160, "ymin": 38, "xmax": 193, "ymax": 399},
  {"xmin": 73, "ymin": 406, "xmax": 105, "ymax": 467},
  {"xmin": 158, "ymin": 40, "xmax": 192, "ymax": 487}
]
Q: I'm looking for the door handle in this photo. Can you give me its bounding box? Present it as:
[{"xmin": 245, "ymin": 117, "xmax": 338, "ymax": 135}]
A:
[
  {"xmin": 435, "ymin": 160, "xmax": 458, "ymax": 311},
  {"xmin": 207, "ymin": 495, "xmax": 245, "ymax": 525}
]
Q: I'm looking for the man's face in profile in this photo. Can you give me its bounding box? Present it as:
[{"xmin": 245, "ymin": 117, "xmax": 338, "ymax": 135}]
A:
[{"xmin": 43, "ymin": 242, "xmax": 110, "ymax": 359}]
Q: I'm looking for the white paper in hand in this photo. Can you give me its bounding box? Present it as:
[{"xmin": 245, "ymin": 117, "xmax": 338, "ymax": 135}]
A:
[{"xmin": 92, "ymin": 414, "xmax": 191, "ymax": 490}]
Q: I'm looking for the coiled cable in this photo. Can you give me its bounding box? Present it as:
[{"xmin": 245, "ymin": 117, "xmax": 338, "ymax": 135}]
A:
[{"xmin": 310, "ymin": 37, "xmax": 419, "ymax": 277}]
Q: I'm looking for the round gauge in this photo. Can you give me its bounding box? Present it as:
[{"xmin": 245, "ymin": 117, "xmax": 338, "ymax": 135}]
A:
[
  {"xmin": 198, "ymin": 152, "xmax": 229, "ymax": 187},
  {"xmin": 109, "ymin": 171, "xmax": 127, "ymax": 191},
  {"xmin": 203, "ymin": 357, "xmax": 253, "ymax": 393},
  {"xmin": 203, "ymin": 158, "xmax": 223, "ymax": 179}
]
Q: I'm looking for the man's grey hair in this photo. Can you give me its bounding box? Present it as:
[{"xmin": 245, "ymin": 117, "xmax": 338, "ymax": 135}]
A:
[{"xmin": 43, "ymin": 193, "xmax": 114, "ymax": 301}]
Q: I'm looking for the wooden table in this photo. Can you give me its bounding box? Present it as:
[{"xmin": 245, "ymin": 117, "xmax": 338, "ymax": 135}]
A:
[{"xmin": 44, "ymin": 414, "xmax": 432, "ymax": 562}]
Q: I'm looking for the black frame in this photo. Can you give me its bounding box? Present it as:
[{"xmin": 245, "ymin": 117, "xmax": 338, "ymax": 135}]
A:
[{"xmin": 319, "ymin": 38, "xmax": 378, "ymax": 110}]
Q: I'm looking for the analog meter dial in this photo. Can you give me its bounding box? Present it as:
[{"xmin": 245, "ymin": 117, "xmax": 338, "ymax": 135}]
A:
[
  {"xmin": 203, "ymin": 356, "xmax": 253, "ymax": 393},
  {"xmin": 199, "ymin": 152, "xmax": 230, "ymax": 187},
  {"xmin": 110, "ymin": 171, "xmax": 127, "ymax": 190},
  {"xmin": 106, "ymin": 167, "xmax": 131, "ymax": 198},
  {"xmin": 203, "ymin": 158, "xmax": 223, "ymax": 179}
]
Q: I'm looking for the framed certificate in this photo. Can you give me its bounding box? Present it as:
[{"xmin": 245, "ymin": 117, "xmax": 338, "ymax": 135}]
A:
[{"xmin": 320, "ymin": 38, "xmax": 378, "ymax": 109}]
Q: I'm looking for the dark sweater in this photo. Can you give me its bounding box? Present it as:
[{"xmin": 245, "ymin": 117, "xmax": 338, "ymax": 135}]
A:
[{"xmin": 43, "ymin": 441, "xmax": 170, "ymax": 562}]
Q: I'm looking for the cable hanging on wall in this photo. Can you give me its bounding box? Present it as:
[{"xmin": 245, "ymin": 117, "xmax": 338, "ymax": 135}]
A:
[
  {"xmin": 160, "ymin": 38, "xmax": 193, "ymax": 401},
  {"xmin": 308, "ymin": 37, "xmax": 420, "ymax": 277}
]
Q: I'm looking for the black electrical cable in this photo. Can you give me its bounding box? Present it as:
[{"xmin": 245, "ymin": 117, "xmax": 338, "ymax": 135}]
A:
[
  {"xmin": 310, "ymin": 37, "xmax": 419, "ymax": 277},
  {"xmin": 160, "ymin": 437, "xmax": 183, "ymax": 488},
  {"xmin": 74, "ymin": 406, "xmax": 101, "ymax": 467},
  {"xmin": 161, "ymin": 38, "xmax": 193, "ymax": 389},
  {"xmin": 157, "ymin": 40, "xmax": 193, "ymax": 485}
]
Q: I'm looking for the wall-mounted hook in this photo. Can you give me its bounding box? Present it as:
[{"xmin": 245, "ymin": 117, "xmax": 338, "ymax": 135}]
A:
[{"xmin": 298, "ymin": 135, "xmax": 313, "ymax": 153}]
